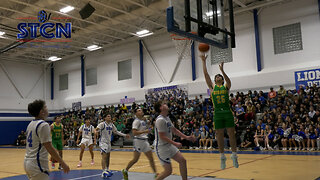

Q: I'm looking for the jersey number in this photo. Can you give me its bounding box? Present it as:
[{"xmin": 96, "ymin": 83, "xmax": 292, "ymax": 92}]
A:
[
  {"xmin": 216, "ymin": 95, "xmax": 225, "ymax": 104},
  {"xmin": 27, "ymin": 131, "xmax": 33, "ymax": 147}
]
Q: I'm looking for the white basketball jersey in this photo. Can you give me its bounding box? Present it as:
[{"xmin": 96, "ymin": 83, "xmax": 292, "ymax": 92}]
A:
[
  {"xmin": 97, "ymin": 121, "xmax": 125, "ymax": 143},
  {"xmin": 79, "ymin": 124, "xmax": 94, "ymax": 139},
  {"xmin": 25, "ymin": 120, "xmax": 51, "ymax": 162},
  {"xmin": 132, "ymin": 118, "xmax": 148, "ymax": 139},
  {"xmin": 155, "ymin": 115, "xmax": 174, "ymax": 146}
]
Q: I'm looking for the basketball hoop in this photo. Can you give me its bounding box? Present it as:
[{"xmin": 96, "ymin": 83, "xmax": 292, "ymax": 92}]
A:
[{"xmin": 170, "ymin": 33, "xmax": 194, "ymax": 61}]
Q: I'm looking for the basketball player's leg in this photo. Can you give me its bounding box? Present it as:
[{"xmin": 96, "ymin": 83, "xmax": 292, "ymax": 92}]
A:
[
  {"xmin": 58, "ymin": 149, "xmax": 63, "ymax": 169},
  {"xmin": 215, "ymin": 128, "xmax": 227, "ymax": 169},
  {"xmin": 226, "ymin": 127, "xmax": 237, "ymax": 152},
  {"xmin": 88, "ymin": 144, "xmax": 94, "ymax": 163},
  {"xmin": 156, "ymin": 163, "xmax": 172, "ymax": 180},
  {"xmin": 105, "ymin": 152, "xmax": 111, "ymax": 170},
  {"xmin": 226, "ymin": 126, "xmax": 239, "ymax": 168},
  {"xmin": 56, "ymin": 140, "xmax": 63, "ymax": 169},
  {"xmin": 122, "ymin": 151, "xmax": 140, "ymax": 180},
  {"xmin": 144, "ymin": 150, "xmax": 157, "ymax": 173},
  {"xmin": 77, "ymin": 143, "xmax": 85, "ymax": 167},
  {"xmin": 101, "ymin": 152, "xmax": 107, "ymax": 170},
  {"xmin": 79, "ymin": 143, "xmax": 85, "ymax": 161},
  {"xmin": 172, "ymin": 151, "xmax": 187, "ymax": 180},
  {"xmin": 125, "ymin": 151, "xmax": 141, "ymax": 171},
  {"xmin": 215, "ymin": 129, "xmax": 225, "ymax": 153}
]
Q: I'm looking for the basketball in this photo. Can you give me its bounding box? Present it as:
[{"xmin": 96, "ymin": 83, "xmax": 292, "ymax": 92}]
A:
[{"xmin": 198, "ymin": 43, "xmax": 210, "ymax": 52}]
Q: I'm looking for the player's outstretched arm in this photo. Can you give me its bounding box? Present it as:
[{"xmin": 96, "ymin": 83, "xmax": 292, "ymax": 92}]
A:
[
  {"xmin": 76, "ymin": 130, "xmax": 82, "ymax": 145},
  {"xmin": 132, "ymin": 129, "xmax": 149, "ymax": 136},
  {"xmin": 219, "ymin": 62, "xmax": 231, "ymax": 90},
  {"xmin": 172, "ymin": 127, "xmax": 196, "ymax": 142},
  {"xmin": 200, "ymin": 54, "xmax": 214, "ymax": 89},
  {"xmin": 94, "ymin": 127, "xmax": 99, "ymax": 142},
  {"xmin": 112, "ymin": 124, "xmax": 130, "ymax": 138},
  {"xmin": 158, "ymin": 132, "xmax": 182, "ymax": 148},
  {"xmin": 43, "ymin": 142, "xmax": 70, "ymax": 173}
]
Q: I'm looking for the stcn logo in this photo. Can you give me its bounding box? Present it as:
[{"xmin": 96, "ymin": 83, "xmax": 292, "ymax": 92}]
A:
[{"xmin": 17, "ymin": 10, "xmax": 72, "ymax": 39}]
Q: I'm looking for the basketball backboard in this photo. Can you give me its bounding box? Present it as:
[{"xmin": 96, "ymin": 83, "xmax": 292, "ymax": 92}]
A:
[{"xmin": 167, "ymin": 0, "xmax": 235, "ymax": 49}]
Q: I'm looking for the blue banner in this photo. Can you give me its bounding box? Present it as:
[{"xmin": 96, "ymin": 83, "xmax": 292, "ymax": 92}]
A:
[
  {"xmin": 295, "ymin": 68, "xmax": 320, "ymax": 90},
  {"xmin": 152, "ymin": 85, "xmax": 178, "ymax": 92}
]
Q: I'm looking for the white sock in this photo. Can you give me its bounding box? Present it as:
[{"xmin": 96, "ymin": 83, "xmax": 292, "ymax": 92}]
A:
[{"xmin": 220, "ymin": 153, "xmax": 225, "ymax": 158}]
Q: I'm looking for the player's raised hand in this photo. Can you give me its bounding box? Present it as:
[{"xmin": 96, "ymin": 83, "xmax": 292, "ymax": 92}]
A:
[
  {"xmin": 219, "ymin": 62, "xmax": 224, "ymax": 71},
  {"xmin": 200, "ymin": 54, "xmax": 208, "ymax": 62}
]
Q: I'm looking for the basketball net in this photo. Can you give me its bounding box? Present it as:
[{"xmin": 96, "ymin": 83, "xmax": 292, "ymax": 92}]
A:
[{"xmin": 170, "ymin": 34, "xmax": 193, "ymax": 61}]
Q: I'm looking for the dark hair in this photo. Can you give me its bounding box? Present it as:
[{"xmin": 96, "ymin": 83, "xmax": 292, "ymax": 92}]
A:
[
  {"xmin": 28, "ymin": 99, "xmax": 45, "ymax": 117},
  {"xmin": 133, "ymin": 107, "xmax": 140, "ymax": 114},
  {"xmin": 214, "ymin": 74, "xmax": 224, "ymax": 84},
  {"xmin": 103, "ymin": 113, "xmax": 111, "ymax": 119},
  {"xmin": 154, "ymin": 101, "xmax": 162, "ymax": 113},
  {"xmin": 85, "ymin": 116, "xmax": 91, "ymax": 121}
]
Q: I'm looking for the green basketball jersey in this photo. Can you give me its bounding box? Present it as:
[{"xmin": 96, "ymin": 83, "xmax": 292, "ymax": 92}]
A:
[
  {"xmin": 52, "ymin": 122, "xmax": 62, "ymax": 141},
  {"xmin": 211, "ymin": 85, "xmax": 231, "ymax": 113}
]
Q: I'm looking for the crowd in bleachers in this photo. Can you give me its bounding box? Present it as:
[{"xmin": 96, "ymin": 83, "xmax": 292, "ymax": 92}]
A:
[{"xmin": 16, "ymin": 85, "xmax": 320, "ymax": 151}]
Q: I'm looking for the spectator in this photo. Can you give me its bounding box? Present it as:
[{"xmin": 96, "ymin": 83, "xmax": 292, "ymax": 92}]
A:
[
  {"xmin": 288, "ymin": 124, "xmax": 298, "ymax": 150},
  {"xmin": 185, "ymin": 104, "xmax": 193, "ymax": 115},
  {"xmin": 206, "ymin": 128, "xmax": 216, "ymax": 149},
  {"xmin": 309, "ymin": 106, "xmax": 316, "ymax": 120},
  {"xmin": 245, "ymin": 102, "xmax": 255, "ymax": 122},
  {"xmin": 15, "ymin": 130, "xmax": 26, "ymax": 146},
  {"xmin": 199, "ymin": 127, "xmax": 208, "ymax": 149},
  {"xmin": 241, "ymin": 127, "xmax": 254, "ymax": 149},
  {"xmin": 264, "ymin": 125, "xmax": 274, "ymax": 150},
  {"xmin": 297, "ymin": 125, "xmax": 307, "ymax": 150},
  {"xmin": 306, "ymin": 125, "xmax": 316, "ymax": 151},
  {"xmin": 191, "ymin": 128, "xmax": 201, "ymax": 149},
  {"xmin": 268, "ymin": 87, "xmax": 277, "ymax": 100},
  {"xmin": 254, "ymin": 125, "xmax": 264, "ymax": 150},
  {"xmin": 235, "ymin": 103, "xmax": 245, "ymax": 124},
  {"xmin": 278, "ymin": 85, "xmax": 287, "ymax": 97}
]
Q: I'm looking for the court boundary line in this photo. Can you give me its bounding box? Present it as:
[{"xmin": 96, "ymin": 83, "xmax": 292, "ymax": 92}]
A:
[
  {"xmin": 1, "ymin": 146, "xmax": 320, "ymax": 156},
  {"xmin": 189, "ymin": 155, "xmax": 274, "ymax": 179}
]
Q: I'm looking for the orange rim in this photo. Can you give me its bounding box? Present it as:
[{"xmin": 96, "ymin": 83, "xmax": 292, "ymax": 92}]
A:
[{"xmin": 170, "ymin": 32, "xmax": 197, "ymax": 41}]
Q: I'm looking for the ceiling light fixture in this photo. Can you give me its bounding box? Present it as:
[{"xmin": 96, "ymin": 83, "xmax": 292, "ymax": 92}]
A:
[{"xmin": 60, "ymin": 6, "xmax": 75, "ymax": 13}]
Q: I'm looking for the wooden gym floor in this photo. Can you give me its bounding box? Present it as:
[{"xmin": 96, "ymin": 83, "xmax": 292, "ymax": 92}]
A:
[{"xmin": 0, "ymin": 147, "xmax": 319, "ymax": 180}]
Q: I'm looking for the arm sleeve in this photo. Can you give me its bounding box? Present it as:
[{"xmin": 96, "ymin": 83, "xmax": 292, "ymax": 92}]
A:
[
  {"xmin": 132, "ymin": 120, "xmax": 140, "ymax": 130},
  {"xmin": 39, "ymin": 123, "xmax": 52, "ymax": 143},
  {"xmin": 155, "ymin": 118, "xmax": 167, "ymax": 133},
  {"xmin": 112, "ymin": 124, "xmax": 126, "ymax": 137}
]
